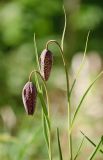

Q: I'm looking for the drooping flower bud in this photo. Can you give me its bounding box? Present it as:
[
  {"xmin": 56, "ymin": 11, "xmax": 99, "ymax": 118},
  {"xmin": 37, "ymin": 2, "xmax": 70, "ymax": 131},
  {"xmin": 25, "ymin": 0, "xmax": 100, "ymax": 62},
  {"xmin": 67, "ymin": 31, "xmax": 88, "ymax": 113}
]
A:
[
  {"xmin": 40, "ymin": 49, "xmax": 53, "ymax": 81},
  {"xmin": 22, "ymin": 81, "xmax": 37, "ymax": 115}
]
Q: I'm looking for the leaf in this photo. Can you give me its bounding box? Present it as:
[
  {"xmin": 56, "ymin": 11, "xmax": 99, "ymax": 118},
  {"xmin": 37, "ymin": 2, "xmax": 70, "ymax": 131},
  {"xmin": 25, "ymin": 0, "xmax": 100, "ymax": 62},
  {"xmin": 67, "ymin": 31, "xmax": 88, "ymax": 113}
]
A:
[
  {"xmin": 42, "ymin": 111, "xmax": 49, "ymax": 147},
  {"xmin": 33, "ymin": 34, "xmax": 41, "ymax": 91},
  {"xmin": 74, "ymin": 136, "xmax": 85, "ymax": 160},
  {"xmin": 80, "ymin": 131, "xmax": 103, "ymax": 154},
  {"xmin": 61, "ymin": 6, "xmax": 66, "ymax": 51},
  {"xmin": 69, "ymin": 79, "xmax": 76, "ymax": 98},
  {"xmin": 70, "ymin": 71, "xmax": 103, "ymax": 132},
  {"xmin": 88, "ymin": 136, "xmax": 103, "ymax": 160},
  {"xmin": 69, "ymin": 31, "xmax": 90, "ymax": 98},
  {"xmin": 75, "ymin": 30, "xmax": 90, "ymax": 77},
  {"xmin": 34, "ymin": 33, "xmax": 40, "ymax": 70},
  {"xmin": 38, "ymin": 91, "xmax": 50, "ymax": 130},
  {"xmin": 57, "ymin": 128, "xmax": 63, "ymax": 160}
]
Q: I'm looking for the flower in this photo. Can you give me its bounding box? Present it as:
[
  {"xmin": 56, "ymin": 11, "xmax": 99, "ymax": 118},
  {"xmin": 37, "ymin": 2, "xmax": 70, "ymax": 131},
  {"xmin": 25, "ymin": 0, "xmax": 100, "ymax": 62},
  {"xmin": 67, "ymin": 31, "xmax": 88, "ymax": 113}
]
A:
[
  {"xmin": 40, "ymin": 49, "xmax": 53, "ymax": 81},
  {"xmin": 22, "ymin": 81, "xmax": 37, "ymax": 115}
]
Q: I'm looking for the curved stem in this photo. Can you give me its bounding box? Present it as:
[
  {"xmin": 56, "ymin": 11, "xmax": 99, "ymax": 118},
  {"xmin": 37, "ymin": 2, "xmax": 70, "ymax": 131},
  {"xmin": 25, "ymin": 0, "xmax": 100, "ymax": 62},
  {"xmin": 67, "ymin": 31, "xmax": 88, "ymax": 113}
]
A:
[
  {"xmin": 46, "ymin": 40, "xmax": 73, "ymax": 160},
  {"xmin": 29, "ymin": 70, "xmax": 50, "ymax": 114},
  {"xmin": 29, "ymin": 70, "xmax": 52, "ymax": 160},
  {"xmin": 46, "ymin": 40, "xmax": 66, "ymax": 66}
]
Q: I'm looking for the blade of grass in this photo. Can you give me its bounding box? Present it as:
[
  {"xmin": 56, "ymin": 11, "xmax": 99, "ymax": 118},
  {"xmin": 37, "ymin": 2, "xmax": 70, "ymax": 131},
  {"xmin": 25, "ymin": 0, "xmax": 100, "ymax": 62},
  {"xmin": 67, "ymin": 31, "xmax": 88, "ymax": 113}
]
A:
[
  {"xmin": 74, "ymin": 136, "xmax": 85, "ymax": 160},
  {"xmin": 42, "ymin": 111, "xmax": 49, "ymax": 147},
  {"xmin": 69, "ymin": 79, "xmax": 76, "ymax": 98},
  {"xmin": 69, "ymin": 31, "xmax": 90, "ymax": 98},
  {"xmin": 38, "ymin": 92, "xmax": 50, "ymax": 130},
  {"xmin": 42, "ymin": 112, "xmax": 52, "ymax": 160},
  {"xmin": 88, "ymin": 136, "xmax": 103, "ymax": 160},
  {"xmin": 80, "ymin": 131, "xmax": 103, "ymax": 154},
  {"xmin": 33, "ymin": 34, "xmax": 41, "ymax": 91},
  {"xmin": 61, "ymin": 6, "xmax": 66, "ymax": 51},
  {"xmin": 34, "ymin": 33, "xmax": 40, "ymax": 70},
  {"xmin": 70, "ymin": 71, "xmax": 103, "ymax": 132},
  {"xmin": 76, "ymin": 31, "xmax": 90, "ymax": 77},
  {"xmin": 57, "ymin": 128, "xmax": 63, "ymax": 160}
]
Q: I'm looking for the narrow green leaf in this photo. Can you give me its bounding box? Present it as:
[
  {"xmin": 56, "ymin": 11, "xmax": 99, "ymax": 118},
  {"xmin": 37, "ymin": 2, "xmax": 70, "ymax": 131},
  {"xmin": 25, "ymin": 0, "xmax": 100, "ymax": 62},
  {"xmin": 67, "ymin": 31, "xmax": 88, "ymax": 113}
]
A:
[
  {"xmin": 34, "ymin": 33, "xmax": 40, "ymax": 70},
  {"xmin": 38, "ymin": 92, "xmax": 48, "ymax": 116},
  {"xmin": 38, "ymin": 92, "xmax": 50, "ymax": 130},
  {"xmin": 33, "ymin": 34, "xmax": 41, "ymax": 92},
  {"xmin": 74, "ymin": 136, "xmax": 85, "ymax": 160},
  {"xmin": 70, "ymin": 71, "xmax": 103, "ymax": 132},
  {"xmin": 69, "ymin": 31, "xmax": 90, "ymax": 98},
  {"xmin": 69, "ymin": 79, "xmax": 76, "ymax": 98},
  {"xmin": 61, "ymin": 6, "xmax": 66, "ymax": 51},
  {"xmin": 76, "ymin": 31, "xmax": 90, "ymax": 77},
  {"xmin": 88, "ymin": 136, "xmax": 103, "ymax": 160},
  {"xmin": 42, "ymin": 111, "xmax": 49, "ymax": 147},
  {"xmin": 80, "ymin": 131, "xmax": 103, "ymax": 154},
  {"xmin": 57, "ymin": 128, "xmax": 63, "ymax": 160}
]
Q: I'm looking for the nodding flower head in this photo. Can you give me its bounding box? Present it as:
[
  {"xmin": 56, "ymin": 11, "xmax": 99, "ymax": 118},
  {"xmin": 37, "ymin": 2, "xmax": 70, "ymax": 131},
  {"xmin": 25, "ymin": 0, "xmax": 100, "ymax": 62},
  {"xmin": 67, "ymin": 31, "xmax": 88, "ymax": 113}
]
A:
[
  {"xmin": 22, "ymin": 81, "xmax": 37, "ymax": 115},
  {"xmin": 40, "ymin": 49, "xmax": 53, "ymax": 81}
]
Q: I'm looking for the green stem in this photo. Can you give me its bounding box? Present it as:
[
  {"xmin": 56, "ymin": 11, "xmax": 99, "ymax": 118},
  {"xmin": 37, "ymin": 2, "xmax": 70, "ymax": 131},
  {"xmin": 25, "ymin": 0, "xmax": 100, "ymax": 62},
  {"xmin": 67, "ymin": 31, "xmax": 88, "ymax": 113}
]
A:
[
  {"xmin": 33, "ymin": 34, "xmax": 52, "ymax": 160},
  {"xmin": 29, "ymin": 70, "xmax": 52, "ymax": 160},
  {"xmin": 46, "ymin": 40, "xmax": 72, "ymax": 160}
]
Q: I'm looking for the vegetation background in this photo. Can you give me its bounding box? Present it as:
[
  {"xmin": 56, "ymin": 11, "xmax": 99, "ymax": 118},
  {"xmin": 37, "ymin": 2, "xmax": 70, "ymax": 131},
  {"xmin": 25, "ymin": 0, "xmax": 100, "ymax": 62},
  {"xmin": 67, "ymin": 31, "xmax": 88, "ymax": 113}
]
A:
[{"xmin": 0, "ymin": 0, "xmax": 103, "ymax": 159}]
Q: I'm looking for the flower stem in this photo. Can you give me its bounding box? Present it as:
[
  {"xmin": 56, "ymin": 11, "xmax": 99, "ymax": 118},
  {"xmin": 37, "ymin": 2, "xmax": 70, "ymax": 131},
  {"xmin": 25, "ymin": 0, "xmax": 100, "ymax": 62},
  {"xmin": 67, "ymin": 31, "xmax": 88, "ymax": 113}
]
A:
[
  {"xmin": 29, "ymin": 70, "xmax": 52, "ymax": 160},
  {"xmin": 46, "ymin": 40, "xmax": 73, "ymax": 160}
]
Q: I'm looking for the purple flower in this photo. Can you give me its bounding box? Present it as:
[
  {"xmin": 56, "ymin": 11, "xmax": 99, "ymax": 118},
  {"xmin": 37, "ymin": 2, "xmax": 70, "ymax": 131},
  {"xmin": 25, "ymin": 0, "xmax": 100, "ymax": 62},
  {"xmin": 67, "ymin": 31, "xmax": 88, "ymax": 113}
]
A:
[
  {"xmin": 40, "ymin": 49, "xmax": 53, "ymax": 81},
  {"xmin": 22, "ymin": 82, "xmax": 37, "ymax": 115}
]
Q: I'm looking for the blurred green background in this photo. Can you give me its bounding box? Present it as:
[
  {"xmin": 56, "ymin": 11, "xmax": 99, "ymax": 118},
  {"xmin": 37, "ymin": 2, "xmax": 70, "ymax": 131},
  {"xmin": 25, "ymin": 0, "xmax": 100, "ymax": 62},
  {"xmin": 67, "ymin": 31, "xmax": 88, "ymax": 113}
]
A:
[{"xmin": 0, "ymin": 0, "xmax": 103, "ymax": 159}]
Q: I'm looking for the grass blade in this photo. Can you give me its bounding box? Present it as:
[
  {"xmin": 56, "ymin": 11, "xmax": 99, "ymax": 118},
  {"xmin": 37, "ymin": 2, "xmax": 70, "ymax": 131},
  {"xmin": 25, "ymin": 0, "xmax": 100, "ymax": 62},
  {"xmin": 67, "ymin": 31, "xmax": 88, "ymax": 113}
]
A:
[
  {"xmin": 80, "ymin": 131, "xmax": 103, "ymax": 154},
  {"xmin": 74, "ymin": 136, "xmax": 85, "ymax": 160},
  {"xmin": 34, "ymin": 33, "xmax": 40, "ymax": 70},
  {"xmin": 70, "ymin": 71, "xmax": 103, "ymax": 132},
  {"xmin": 42, "ymin": 111, "xmax": 49, "ymax": 147},
  {"xmin": 38, "ymin": 92, "xmax": 50, "ymax": 130},
  {"xmin": 76, "ymin": 31, "xmax": 90, "ymax": 77},
  {"xmin": 69, "ymin": 79, "xmax": 76, "ymax": 98},
  {"xmin": 69, "ymin": 31, "xmax": 90, "ymax": 98},
  {"xmin": 33, "ymin": 34, "xmax": 41, "ymax": 92},
  {"xmin": 57, "ymin": 128, "xmax": 63, "ymax": 160},
  {"xmin": 61, "ymin": 6, "xmax": 66, "ymax": 51},
  {"xmin": 88, "ymin": 136, "xmax": 103, "ymax": 160}
]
